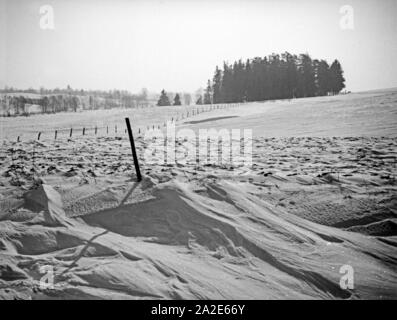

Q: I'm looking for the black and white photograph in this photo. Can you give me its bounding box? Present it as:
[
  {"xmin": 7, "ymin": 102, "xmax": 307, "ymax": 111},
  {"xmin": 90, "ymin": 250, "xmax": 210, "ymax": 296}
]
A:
[{"xmin": 0, "ymin": 0, "xmax": 396, "ymax": 303}]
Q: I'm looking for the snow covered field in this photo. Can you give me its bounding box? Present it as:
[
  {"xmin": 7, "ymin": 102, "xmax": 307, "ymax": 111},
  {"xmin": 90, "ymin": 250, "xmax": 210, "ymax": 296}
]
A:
[
  {"xmin": 183, "ymin": 89, "xmax": 397, "ymax": 137},
  {"xmin": 0, "ymin": 89, "xmax": 396, "ymax": 299},
  {"xmin": 1, "ymin": 88, "xmax": 397, "ymax": 142}
]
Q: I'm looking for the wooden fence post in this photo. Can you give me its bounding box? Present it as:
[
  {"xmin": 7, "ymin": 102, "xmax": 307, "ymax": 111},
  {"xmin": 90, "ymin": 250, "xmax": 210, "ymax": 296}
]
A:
[{"xmin": 125, "ymin": 117, "xmax": 142, "ymax": 182}]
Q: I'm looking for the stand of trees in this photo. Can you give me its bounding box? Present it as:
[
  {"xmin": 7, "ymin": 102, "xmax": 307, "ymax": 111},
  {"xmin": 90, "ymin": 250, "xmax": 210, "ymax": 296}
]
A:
[
  {"xmin": 1, "ymin": 95, "xmax": 81, "ymax": 116},
  {"xmin": 157, "ymin": 90, "xmax": 185, "ymax": 106},
  {"xmin": 0, "ymin": 86, "xmax": 149, "ymax": 104},
  {"xmin": 206, "ymin": 52, "xmax": 345, "ymax": 104},
  {"xmin": 0, "ymin": 86, "xmax": 152, "ymax": 116}
]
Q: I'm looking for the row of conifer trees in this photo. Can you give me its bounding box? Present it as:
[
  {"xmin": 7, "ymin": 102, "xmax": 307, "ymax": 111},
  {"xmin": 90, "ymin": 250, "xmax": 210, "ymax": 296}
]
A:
[{"xmin": 200, "ymin": 52, "xmax": 345, "ymax": 104}]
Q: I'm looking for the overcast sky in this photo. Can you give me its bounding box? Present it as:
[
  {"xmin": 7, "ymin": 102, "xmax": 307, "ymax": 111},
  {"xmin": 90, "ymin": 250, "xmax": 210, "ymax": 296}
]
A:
[{"xmin": 0, "ymin": 0, "xmax": 396, "ymax": 93}]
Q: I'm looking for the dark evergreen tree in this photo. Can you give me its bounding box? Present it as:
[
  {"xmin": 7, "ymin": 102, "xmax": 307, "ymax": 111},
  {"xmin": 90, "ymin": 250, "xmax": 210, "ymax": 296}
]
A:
[
  {"xmin": 298, "ymin": 54, "xmax": 316, "ymax": 98},
  {"xmin": 212, "ymin": 66, "xmax": 222, "ymax": 104},
  {"xmin": 233, "ymin": 59, "xmax": 245, "ymax": 102},
  {"xmin": 283, "ymin": 52, "xmax": 299, "ymax": 98},
  {"xmin": 329, "ymin": 60, "xmax": 346, "ymax": 94},
  {"xmin": 221, "ymin": 62, "xmax": 234, "ymax": 103},
  {"xmin": 173, "ymin": 93, "xmax": 181, "ymax": 106},
  {"xmin": 157, "ymin": 89, "xmax": 171, "ymax": 106},
  {"xmin": 204, "ymin": 80, "xmax": 212, "ymax": 104},
  {"xmin": 244, "ymin": 59, "xmax": 254, "ymax": 101},
  {"xmin": 315, "ymin": 60, "xmax": 331, "ymax": 96}
]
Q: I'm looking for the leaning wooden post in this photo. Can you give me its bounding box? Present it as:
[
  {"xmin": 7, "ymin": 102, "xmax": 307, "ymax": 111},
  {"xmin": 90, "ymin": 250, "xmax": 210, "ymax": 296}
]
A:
[
  {"xmin": 70, "ymin": 128, "xmax": 73, "ymax": 138},
  {"xmin": 37, "ymin": 132, "xmax": 41, "ymax": 140},
  {"xmin": 125, "ymin": 117, "xmax": 142, "ymax": 182}
]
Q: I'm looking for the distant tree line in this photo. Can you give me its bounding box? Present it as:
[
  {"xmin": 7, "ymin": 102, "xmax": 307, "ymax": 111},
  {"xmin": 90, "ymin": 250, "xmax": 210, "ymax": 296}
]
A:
[
  {"xmin": 0, "ymin": 85, "xmax": 149, "ymax": 103},
  {"xmin": 0, "ymin": 86, "xmax": 153, "ymax": 116},
  {"xmin": 200, "ymin": 53, "xmax": 345, "ymax": 104},
  {"xmin": 0, "ymin": 95, "xmax": 80, "ymax": 115}
]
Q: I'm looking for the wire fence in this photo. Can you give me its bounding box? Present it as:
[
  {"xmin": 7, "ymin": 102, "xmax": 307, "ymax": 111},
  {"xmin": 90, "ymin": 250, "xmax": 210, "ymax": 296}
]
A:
[{"xmin": 4, "ymin": 103, "xmax": 242, "ymax": 144}]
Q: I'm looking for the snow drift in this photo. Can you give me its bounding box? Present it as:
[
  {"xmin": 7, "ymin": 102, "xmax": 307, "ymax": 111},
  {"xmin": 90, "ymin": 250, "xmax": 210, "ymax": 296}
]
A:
[{"xmin": 0, "ymin": 178, "xmax": 396, "ymax": 299}]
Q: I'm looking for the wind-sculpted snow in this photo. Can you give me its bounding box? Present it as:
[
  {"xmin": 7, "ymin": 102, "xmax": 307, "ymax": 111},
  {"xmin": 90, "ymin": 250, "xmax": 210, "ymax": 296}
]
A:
[{"xmin": 0, "ymin": 176, "xmax": 396, "ymax": 299}]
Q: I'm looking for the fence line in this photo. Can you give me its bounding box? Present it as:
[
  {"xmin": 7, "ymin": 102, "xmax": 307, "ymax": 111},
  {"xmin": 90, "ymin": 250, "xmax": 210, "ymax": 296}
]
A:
[{"xmin": 7, "ymin": 102, "xmax": 242, "ymax": 143}]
